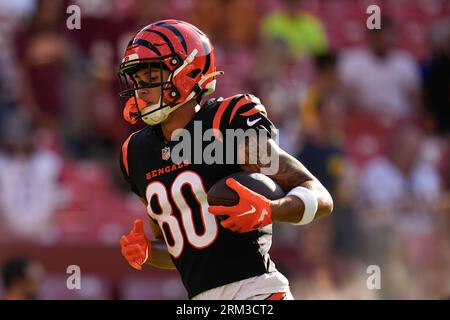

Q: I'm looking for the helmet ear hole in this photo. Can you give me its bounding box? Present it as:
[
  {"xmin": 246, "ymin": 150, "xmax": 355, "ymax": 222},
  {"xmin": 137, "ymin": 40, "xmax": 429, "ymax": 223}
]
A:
[{"xmin": 187, "ymin": 69, "xmax": 201, "ymax": 79}]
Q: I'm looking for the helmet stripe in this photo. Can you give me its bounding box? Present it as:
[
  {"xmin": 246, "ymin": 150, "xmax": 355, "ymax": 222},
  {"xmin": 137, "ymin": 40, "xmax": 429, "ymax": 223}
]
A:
[
  {"xmin": 154, "ymin": 22, "xmax": 188, "ymax": 53},
  {"xmin": 196, "ymin": 36, "xmax": 210, "ymax": 74},
  {"xmin": 212, "ymin": 96, "xmax": 241, "ymax": 143},
  {"xmin": 121, "ymin": 132, "xmax": 137, "ymax": 176},
  {"xmin": 178, "ymin": 21, "xmax": 211, "ymax": 74},
  {"xmin": 143, "ymin": 29, "xmax": 175, "ymax": 54},
  {"xmin": 132, "ymin": 38, "xmax": 161, "ymax": 56},
  {"xmin": 203, "ymin": 53, "xmax": 211, "ymax": 75}
]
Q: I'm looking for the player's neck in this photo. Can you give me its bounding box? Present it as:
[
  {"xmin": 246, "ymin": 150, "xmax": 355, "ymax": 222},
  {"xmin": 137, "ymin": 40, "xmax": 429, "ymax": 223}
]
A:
[{"xmin": 161, "ymin": 100, "xmax": 198, "ymax": 141}]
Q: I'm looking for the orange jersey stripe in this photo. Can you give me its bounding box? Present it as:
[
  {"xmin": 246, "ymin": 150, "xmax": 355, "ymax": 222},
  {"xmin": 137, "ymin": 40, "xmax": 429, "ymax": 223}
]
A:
[
  {"xmin": 229, "ymin": 96, "xmax": 251, "ymax": 125},
  {"xmin": 240, "ymin": 103, "xmax": 266, "ymax": 117},
  {"xmin": 212, "ymin": 97, "xmax": 234, "ymax": 143},
  {"xmin": 121, "ymin": 133, "xmax": 136, "ymax": 176}
]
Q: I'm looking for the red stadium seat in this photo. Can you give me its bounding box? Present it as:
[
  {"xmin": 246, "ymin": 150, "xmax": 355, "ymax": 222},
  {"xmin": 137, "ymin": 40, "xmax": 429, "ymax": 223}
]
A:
[
  {"xmin": 55, "ymin": 160, "xmax": 141, "ymax": 243},
  {"xmin": 344, "ymin": 112, "xmax": 403, "ymax": 168}
]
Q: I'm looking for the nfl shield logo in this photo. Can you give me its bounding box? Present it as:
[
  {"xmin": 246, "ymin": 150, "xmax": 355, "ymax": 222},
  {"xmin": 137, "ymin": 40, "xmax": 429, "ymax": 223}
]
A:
[{"xmin": 162, "ymin": 146, "xmax": 170, "ymax": 160}]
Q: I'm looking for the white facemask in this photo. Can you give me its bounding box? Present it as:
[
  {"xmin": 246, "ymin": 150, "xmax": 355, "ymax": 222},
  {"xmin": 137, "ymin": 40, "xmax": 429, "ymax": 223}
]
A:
[
  {"xmin": 140, "ymin": 97, "xmax": 171, "ymax": 126},
  {"xmin": 137, "ymin": 48, "xmax": 223, "ymax": 126}
]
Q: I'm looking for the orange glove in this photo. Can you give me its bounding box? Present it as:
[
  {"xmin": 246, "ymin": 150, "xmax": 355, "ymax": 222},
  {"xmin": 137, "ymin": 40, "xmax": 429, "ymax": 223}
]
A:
[
  {"xmin": 120, "ymin": 219, "xmax": 151, "ymax": 270},
  {"xmin": 208, "ymin": 178, "xmax": 273, "ymax": 233}
]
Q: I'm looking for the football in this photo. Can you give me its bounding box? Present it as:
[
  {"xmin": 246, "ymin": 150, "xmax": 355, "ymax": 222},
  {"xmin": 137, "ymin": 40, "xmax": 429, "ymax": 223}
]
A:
[{"xmin": 207, "ymin": 172, "xmax": 285, "ymax": 209}]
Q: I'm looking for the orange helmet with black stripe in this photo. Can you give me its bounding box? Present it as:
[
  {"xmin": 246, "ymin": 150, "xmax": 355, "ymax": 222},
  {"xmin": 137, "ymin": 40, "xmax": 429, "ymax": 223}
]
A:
[{"xmin": 118, "ymin": 19, "xmax": 223, "ymax": 126}]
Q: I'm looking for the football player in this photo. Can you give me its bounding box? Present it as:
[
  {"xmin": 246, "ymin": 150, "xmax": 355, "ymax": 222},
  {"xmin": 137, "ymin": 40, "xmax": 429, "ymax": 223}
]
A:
[{"xmin": 118, "ymin": 20, "xmax": 333, "ymax": 300}]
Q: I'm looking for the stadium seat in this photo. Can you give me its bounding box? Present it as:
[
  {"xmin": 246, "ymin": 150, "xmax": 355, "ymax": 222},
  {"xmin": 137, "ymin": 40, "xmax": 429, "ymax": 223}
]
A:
[{"xmin": 344, "ymin": 112, "xmax": 403, "ymax": 168}]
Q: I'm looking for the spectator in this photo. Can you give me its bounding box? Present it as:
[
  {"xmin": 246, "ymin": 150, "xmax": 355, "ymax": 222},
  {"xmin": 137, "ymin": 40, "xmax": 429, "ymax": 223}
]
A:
[
  {"xmin": 190, "ymin": 0, "xmax": 225, "ymax": 45},
  {"xmin": 1, "ymin": 257, "xmax": 44, "ymax": 300},
  {"xmin": 297, "ymin": 92, "xmax": 360, "ymax": 257},
  {"xmin": 0, "ymin": 37, "xmax": 18, "ymax": 114},
  {"xmin": 224, "ymin": 0, "xmax": 259, "ymax": 48},
  {"xmin": 64, "ymin": 38, "xmax": 124, "ymax": 160},
  {"xmin": 424, "ymin": 20, "xmax": 450, "ymax": 135},
  {"xmin": 0, "ymin": 55, "xmax": 15, "ymax": 133},
  {"xmin": 251, "ymin": 38, "xmax": 313, "ymax": 155},
  {"xmin": 207, "ymin": 0, "xmax": 259, "ymax": 98},
  {"xmin": 339, "ymin": 18, "xmax": 422, "ymax": 118},
  {"xmin": 300, "ymin": 51, "xmax": 341, "ymax": 136},
  {"xmin": 261, "ymin": 0, "xmax": 328, "ymax": 58},
  {"xmin": 289, "ymin": 219, "xmax": 372, "ymax": 299},
  {"xmin": 359, "ymin": 124, "xmax": 440, "ymax": 232},
  {"xmin": 14, "ymin": 0, "xmax": 74, "ymax": 127},
  {"xmin": 297, "ymin": 92, "xmax": 346, "ymax": 191},
  {"xmin": 358, "ymin": 124, "xmax": 442, "ymax": 298},
  {"xmin": 0, "ymin": 110, "xmax": 62, "ymax": 242}
]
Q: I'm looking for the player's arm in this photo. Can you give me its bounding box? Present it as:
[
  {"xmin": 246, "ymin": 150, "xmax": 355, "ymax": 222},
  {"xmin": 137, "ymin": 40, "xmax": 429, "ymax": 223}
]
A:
[
  {"xmin": 240, "ymin": 137, "xmax": 333, "ymax": 224},
  {"xmin": 120, "ymin": 197, "xmax": 176, "ymax": 271},
  {"xmin": 207, "ymin": 94, "xmax": 333, "ymax": 232},
  {"xmin": 119, "ymin": 139, "xmax": 176, "ymax": 270},
  {"xmin": 145, "ymin": 217, "xmax": 176, "ymax": 270},
  {"xmin": 137, "ymin": 196, "xmax": 176, "ymax": 270},
  {"xmin": 209, "ymin": 136, "xmax": 333, "ymax": 233}
]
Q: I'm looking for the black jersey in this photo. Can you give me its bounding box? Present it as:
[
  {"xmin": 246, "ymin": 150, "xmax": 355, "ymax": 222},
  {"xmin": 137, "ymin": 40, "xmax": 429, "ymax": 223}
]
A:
[{"xmin": 120, "ymin": 94, "xmax": 278, "ymax": 298}]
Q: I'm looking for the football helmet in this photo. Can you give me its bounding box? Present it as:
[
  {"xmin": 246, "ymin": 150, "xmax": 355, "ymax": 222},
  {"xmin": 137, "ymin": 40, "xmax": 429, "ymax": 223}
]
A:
[{"xmin": 118, "ymin": 19, "xmax": 223, "ymax": 125}]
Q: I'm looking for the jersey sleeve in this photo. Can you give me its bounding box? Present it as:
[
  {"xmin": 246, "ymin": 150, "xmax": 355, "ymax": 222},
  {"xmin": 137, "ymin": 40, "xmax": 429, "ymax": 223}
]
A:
[
  {"xmin": 120, "ymin": 134, "xmax": 141, "ymax": 197},
  {"xmin": 214, "ymin": 94, "xmax": 277, "ymax": 139}
]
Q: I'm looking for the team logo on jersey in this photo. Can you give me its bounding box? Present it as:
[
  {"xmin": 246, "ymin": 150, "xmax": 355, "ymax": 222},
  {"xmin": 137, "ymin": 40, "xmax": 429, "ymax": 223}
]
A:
[{"xmin": 162, "ymin": 146, "xmax": 171, "ymax": 160}]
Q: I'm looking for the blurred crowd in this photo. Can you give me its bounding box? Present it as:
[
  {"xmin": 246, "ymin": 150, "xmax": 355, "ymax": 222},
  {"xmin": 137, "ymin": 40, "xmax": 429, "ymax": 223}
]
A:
[{"xmin": 0, "ymin": 0, "xmax": 449, "ymax": 299}]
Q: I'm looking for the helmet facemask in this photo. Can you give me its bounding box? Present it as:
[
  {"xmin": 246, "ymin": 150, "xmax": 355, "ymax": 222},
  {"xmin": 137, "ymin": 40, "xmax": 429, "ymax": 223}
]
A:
[
  {"xmin": 118, "ymin": 56, "xmax": 180, "ymax": 126},
  {"xmin": 118, "ymin": 47, "xmax": 223, "ymax": 126}
]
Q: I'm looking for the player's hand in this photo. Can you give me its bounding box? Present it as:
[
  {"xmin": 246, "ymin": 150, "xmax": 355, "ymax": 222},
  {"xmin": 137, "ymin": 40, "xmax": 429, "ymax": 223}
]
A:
[
  {"xmin": 208, "ymin": 178, "xmax": 272, "ymax": 233},
  {"xmin": 120, "ymin": 219, "xmax": 151, "ymax": 270}
]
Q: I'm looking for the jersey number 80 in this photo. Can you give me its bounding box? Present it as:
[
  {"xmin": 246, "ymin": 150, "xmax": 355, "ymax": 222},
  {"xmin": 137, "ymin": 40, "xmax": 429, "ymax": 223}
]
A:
[{"xmin": 145, "ymin": 171, "xmax": 219, "ymax": 258}]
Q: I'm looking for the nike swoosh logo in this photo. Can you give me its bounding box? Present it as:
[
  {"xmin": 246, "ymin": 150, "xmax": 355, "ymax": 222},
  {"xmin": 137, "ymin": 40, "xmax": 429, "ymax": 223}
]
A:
[
  {"xmin": 247, "ymin": 118, "xmax": 261, "ymax": 126},
  {"xmin": 237, "ymin": 205, "xmax": 256, "ymax": 217}
]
